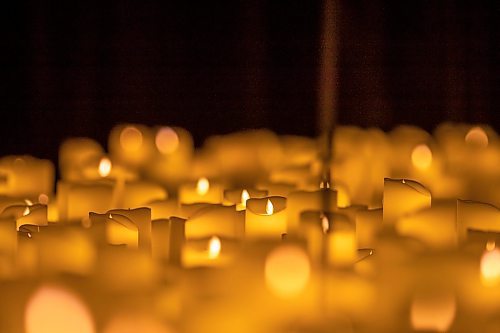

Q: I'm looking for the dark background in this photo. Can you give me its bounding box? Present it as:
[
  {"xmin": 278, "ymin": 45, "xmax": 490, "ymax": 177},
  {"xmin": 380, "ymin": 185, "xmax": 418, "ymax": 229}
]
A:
[{"xmin": 1, "ymin": 0, "xmax": 498, "ymax": 162}]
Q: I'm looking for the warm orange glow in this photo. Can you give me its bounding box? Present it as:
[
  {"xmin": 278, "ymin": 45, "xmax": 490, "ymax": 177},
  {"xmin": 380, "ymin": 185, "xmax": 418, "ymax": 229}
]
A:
[
  {"xmin": 155, "ymin": 127, "xmax": 179, "ymax": 154},
  {"xmin": 208, "ymin": 236, "xmax": 221, "ymax": 259},
  {"xmin": 265, "ymin": 199, "xmax": 274, "ymax": 215},
  {"xmin": 240, "ymin": 189, "xmax": 250, "ymax": 208},
  {"xmin": 480, "ymin": 247, "xmax": 500, "ymax": 287},
  {"xmin": 265, "ymin": 245, "xmax": 310, "ymax": 298},
  {"xmin": 98, "ymin": 157, "xmax": 112, "ymax": 177},
  {"xmin": 23, "ymin": 206, "xmax": 30, "ymax": 216},
  {"xmin": 465, "ymin": 126, "xmax": 488, "ymax": 148},
  {"xmin": 411, "ymin": 144, "xmax": 433, "ymax": 171},
  {"xmin": 103, "ymin": 313, "xmax": 172, "ymax": 333},
  {"xmin": 410, "ymin": 291, "xmax": 456, "ymax": 332},
  {"xmin": 24, "ymin": 285, "xmax": 95, "ymax": 333},
  {"xmin": 321, "ymin": 215, "xmax": 329, "ymax": 233},
  {"xmin": 196, "ymin": 177, "xmax": 209, "ymax": 196},
  {"xmin": 38, "ymin": 193, "xmax": 49, "ymax": 205},
  {"xmin": 120, "ymin": 126, "xmax": 143, "ymax": 152},
  {"xmin": 25, "ymin": 199, "xmax": 33, "ymax": 206}
]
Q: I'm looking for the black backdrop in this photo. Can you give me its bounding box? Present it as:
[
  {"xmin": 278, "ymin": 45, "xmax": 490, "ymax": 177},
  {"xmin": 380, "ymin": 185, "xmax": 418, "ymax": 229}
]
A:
[{"xmin": 1, "ymin": 0, "xmax": 498, "ymax": 161}]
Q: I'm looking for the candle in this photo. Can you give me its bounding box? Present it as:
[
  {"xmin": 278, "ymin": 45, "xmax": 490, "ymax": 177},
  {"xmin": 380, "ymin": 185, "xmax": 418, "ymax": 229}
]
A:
[
  {"xmin": 245, "ymin": 196, "xmax": 287, "ymax": 238},
  {"xmin": 90, "ymin": 207, "xmax": 152, "ymax": 252},
  {"xmin": 182, "ymin": 235, "xmax": 236, "ymax": 268},
  {"xmin": 383, "ymin": 178, "xmax": 431, "ymax": 225},
  {"xmin": 0, "ymin": 155, "xmax": 54, "ymax": 198},
  {"xmin": 151, "ymin": 217, "xmax": 185, "ymax": 265},
  {"xmin": 185, "ymin": 205, "xmax": 244, "ymax": 240},
  {"xmin": 223, "ymin": 188, "xmax": 268, "ymax": 211},
  {"xmin": 286, "ymin": 189, "xmax": 337, "ymax": 234},
  {"xmin": 178, "ymin": 177, "xmax": 223, "ymax": 204}
]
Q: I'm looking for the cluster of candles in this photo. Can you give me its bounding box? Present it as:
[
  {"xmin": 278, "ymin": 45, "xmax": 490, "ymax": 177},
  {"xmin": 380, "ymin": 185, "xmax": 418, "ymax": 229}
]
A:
[{"xmin": 1, "ymin": 122, "xmax": 500, "ymax": 333}]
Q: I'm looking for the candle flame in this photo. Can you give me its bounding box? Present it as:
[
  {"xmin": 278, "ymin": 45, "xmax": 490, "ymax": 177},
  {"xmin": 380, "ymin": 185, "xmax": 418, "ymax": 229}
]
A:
[
  {"xmin": 321, "ymin": 215, "xmax": 329, "ymax": 234},
  {"xmin": 108, "ymin": 214, "xmax": 113, "ymax": 219},
  {"xmin": 25, "ymin": 199, "xmax": 33, "ymax": 206},
  {"xmin": 25, "ymin": 285, "xmax": 95, "ymax": 333},
  {"xmin": 265, "ymin": 199, "xmax": 274, "ymax": 215},
  {"xmin": 196, "ymin": 177, "xmax": 209, "ymax": 196},
  {"xmin": 240, "ymin": 189, "xmax": 250, "ymax": 208},
  {"xmin": 38, "ymin": 193, "xmax": 49, "ymax": 205},
  {"xmin": 411, "ymin": 144, "xmax": 433, "ymax": 171},
  {"xmin": 319, "ymin": 180, "xmax": 330, "ymax": 189},
  {"xmin": 486, "ymin": 241, "xmax": 496, "ymax": 252},
  {"xmin": 208, "ymin": 236, "xmax": 221, "ymax": 259},
  {"xmin": 23, "ymin": 206, "xmax": 30, "ymax": 216},
  {"xmin": 98, "ymin": 157, "xmax": 112, "ymax": 178},
  {"xmin": 480, "ymin": 247, "xmax": 500, "ymax": 287},
  {"xmin": 155, "ymin": 127, "xmax": 179, "ymax": 154},
  {"xmin": 119, "ymin": 126, "xmax": 143, "ymax": 152},
  {"xmin": 265, "ymin": 245, "xmax": 310, "ymax": 298},
  {"xmin": 465, "ymin": 126, "xmax": 488, "ymax": 148}
]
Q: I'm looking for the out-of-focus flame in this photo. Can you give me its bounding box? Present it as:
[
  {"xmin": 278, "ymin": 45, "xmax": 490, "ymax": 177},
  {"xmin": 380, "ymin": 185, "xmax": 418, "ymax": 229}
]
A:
[
  {"xmin": 265, "ymin": 245, "xmax": 310, "ymax": 298},
  {"xmin": 321, "ymin": 215, "xmax": 329, "ymax": 234},
  {"xmin": 38, "ymin": 193, "xmax": 49, "ymax": 205},
  {"xmin": 196, "ymin": 177, "xmax": 209, "ymax": 196},
  {"xmin": 24, "ymin": 285, "xmax": 95, "ymax": 333},
  {"xmin": 155, "ymin": 127, "xmax": 179, "ymax": 154},
  {"xmin": 240, "ymin": 189, "xmax": 250, "ymax": 208},
  {"xmin": 25, "ymin": 199, "xmax": 33, "ymax": 206},
  {"xmin": 98, "ymin": 157, "xmax": 112, "ymax": 178},
  {"xmin": 411, "ymin": 144, "xmax": 433, "ymax": 171},
  {"xmin": 481, "ymin": 245, "xmax": 500, "ymax": 287},
  {"xmin": 208, "ymin": 236, "xmax": 221, "ymax": 260},
  {"xmin": 486, "ymin": 241, "xmax": 496, "ymax": 252},
  {"xmin": 120, "ymin": 126, "xmax": 143, "ymax": 152},
  {"xmin": 465, "ymin": 126, "xmax": 488, "ymax": 148},
  {"xmin": 23, "ymin": 206, "xmax": 30, "ymax": 216},
  {"xmin": 410, "ymin": 291, "xmax": 456, "ymax": 332},
  {"xmin": 265, "ymin": 199, "xmax": 274, "ymax": 215}
]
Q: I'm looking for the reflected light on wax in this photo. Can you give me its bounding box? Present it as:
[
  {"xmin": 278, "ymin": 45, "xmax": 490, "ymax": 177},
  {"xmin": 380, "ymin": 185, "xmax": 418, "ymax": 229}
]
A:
[
  {"xmin": 265, "ymin": 245, "xmax": 310, "ymax": 298},
  {"xmin": 24, "ymin": 285, "xmax": 95, "ymax": 333}
]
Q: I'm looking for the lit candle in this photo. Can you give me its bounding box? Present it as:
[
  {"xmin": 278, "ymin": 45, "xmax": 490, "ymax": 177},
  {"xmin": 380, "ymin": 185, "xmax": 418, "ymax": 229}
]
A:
[
  {"xmin": 223, "ymin": 188, "xmax": 268, "ymax": 211},
  {"xmin": 182, "ymin": 235, "xmax": 235, "ymax": 268},
  {"xmin": 245, "ymin": 197, "xmax": 287, "ymax": 238},
  {"xmin": 178, "ymin": 177, "xmax": 223, "ymax": 204},
  {"xmin": 286, "ymin": 189, "xmax": 337, "ymax": 234}
]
